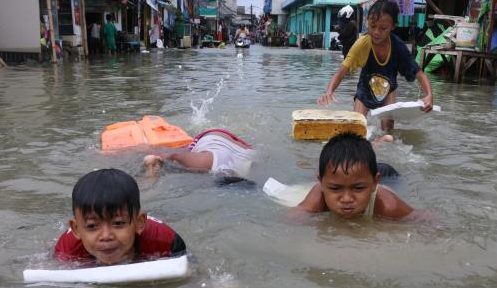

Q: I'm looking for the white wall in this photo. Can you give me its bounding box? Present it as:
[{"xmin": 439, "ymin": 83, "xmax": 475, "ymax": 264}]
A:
[
  {"xmin": 271, "ymin": 0, "xmax": 284, "ymax": 15},
  {"xmin": 0, "ymin": 0, "xmax": 41, "ymax": 53}
]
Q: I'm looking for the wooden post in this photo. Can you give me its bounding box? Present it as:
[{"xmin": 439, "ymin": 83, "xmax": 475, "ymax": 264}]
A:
[
  {"xmin": 419, "ymin": 47, "xmax": 426, "ymax": 71},
  {"xmin": 0, "ymin": 56, "xmax": 7, "ymax": 68},
  {"xmin": 426, "ymin": 0, "xmax": 444, "ymax": 15},
  {"xmin": 486, "ymin": 0, "xmax": 496, "ymax": 52},
  {"xmin": 80, "ymin": 0, "xmax": 89, "ymax": 58},
  {"xmin": 144, "ymin": 4, "xmax": 149, "ymax": 49},
  {"xmin": 46, "ymin": 0, "xmax": 57, "ymax": 64},
  {"xmin": 138, "ymin": 0, "xmax": 141, "ymax": 40},
  {"xmin": 454, "ymin": 50, "xmax": 462, "ymax": 83}
]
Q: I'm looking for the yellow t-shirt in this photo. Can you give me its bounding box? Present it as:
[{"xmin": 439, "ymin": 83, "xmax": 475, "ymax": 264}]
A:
[
  {"xmin": 340, "ymin": 33, "xmax": 419, "ymax": 109},
  {"xmin": 342, "ymin": 35, "xmax": 374, "ymax": 72}
]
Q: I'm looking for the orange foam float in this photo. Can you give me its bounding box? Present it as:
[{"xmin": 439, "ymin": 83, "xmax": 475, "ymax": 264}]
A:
[{"xmin": 101, "ymin": 115, "xmax": 193, "ymax": 151}]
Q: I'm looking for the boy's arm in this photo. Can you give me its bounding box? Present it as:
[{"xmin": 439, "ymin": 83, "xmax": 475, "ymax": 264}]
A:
[
  {"xmin": 375, "ymin": 186, "xmax": 414, "ymax": 220},
  {"xmin": 285, "ymin": 183, "xmax": 327, "ymax": 223},
  {"xmin": 167, "ymin": 151, "xmax": 212, "ymax": 172},
  {"xmin": 317, "ymin": 65, "xmax": 348, "ymax": 106},
  {"xmin": 415, "ymin": 70, "xmax": 433, "ymax": 112},
  {"xmin": 317, "ymin": 36, "xmax": 369, "ymax": 106}
]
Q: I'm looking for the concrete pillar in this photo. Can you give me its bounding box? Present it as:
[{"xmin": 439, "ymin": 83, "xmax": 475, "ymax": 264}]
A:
[{"xmin": 324, "ymin": 6, "xmax": 331, "ymax": 49}]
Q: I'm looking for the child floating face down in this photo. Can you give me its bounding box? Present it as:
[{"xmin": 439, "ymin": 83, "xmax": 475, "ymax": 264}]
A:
[
  {"xmin": 296, "ymin": 133, "xmax": 413, "ymax": 220},
  {"xmin": 318, "ymin": 0, "xmax": 433, "ymax": 132},
  {"xmin": 143, "ymin": 129, "xmax": 255, "ymax": 181},
  {"xmin": 54, "ymin": 169, "xmax": 186, "ymax": 266}
]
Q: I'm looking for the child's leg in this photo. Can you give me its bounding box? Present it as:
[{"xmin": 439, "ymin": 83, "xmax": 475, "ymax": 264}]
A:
[
  {"xmin": 353, "ymin": 99, "xmax": 369, "ymax": 116},
  {"xmin": 372, "ymin": 134, "xmax": 394, "ymax": 144},
  {"xmin": 380, "ymin": 91, "xmax": 397, "ymax": 131}
]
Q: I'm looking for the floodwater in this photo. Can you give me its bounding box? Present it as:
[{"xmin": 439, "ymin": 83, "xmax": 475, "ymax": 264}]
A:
[{"xmin": 1, "ymin": 45, "xmax": 497, "ymax": 287}]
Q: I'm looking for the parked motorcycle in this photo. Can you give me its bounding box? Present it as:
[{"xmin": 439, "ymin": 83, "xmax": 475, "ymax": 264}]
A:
[{"xmin": 235, "ymin": 37, "xmax": 251, "ymax": 48}]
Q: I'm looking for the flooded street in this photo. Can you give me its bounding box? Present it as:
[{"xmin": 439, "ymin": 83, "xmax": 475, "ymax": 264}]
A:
[{"xmin": 1, "ymin": 45, "xmax": 497, "ymax": 287}]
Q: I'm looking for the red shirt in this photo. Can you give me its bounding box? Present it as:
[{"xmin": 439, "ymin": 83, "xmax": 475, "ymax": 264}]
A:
[{"xmin": 54, "ymin": 216, "xmax": 186, "ymax": 263}]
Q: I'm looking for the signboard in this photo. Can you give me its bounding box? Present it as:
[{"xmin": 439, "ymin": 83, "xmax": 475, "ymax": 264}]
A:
[
  {"xmin": 398, "ymin": 0, "xmax": 414, "ymax": 16},
  {"xmin": 199, "ymin": 6, "xmax": 217, "ymax": 18}
]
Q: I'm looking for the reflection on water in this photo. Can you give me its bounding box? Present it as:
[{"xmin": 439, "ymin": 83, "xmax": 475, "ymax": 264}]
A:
[{"xmin": 1, "ymin": 45, "xmax": 497, "ymax": 287}]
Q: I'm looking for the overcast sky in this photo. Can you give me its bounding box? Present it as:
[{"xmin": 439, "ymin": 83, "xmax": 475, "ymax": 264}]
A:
[{"xmin": 237, "ymin": 0, "xmax": 265, "ymax": 16}]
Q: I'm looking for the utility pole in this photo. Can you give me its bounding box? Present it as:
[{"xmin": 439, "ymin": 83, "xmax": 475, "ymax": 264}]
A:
[
  {"xmin": 216, "ymin": 0, "xmax": 220, "ymax": 40},
  {"xmin": 250, "ymin": 4, "xmax": 253, "ymax": 26},
  {"xmin": 46, "ymin": 0, "xmax": 57, "ymax": 64}
]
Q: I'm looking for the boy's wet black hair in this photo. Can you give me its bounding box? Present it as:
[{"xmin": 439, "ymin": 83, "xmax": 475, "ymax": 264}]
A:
[
  {"xmin": 72, "ymin": 169, "xmax": 140, "ymax": 222},
  {"xmin": 368, "ymin": 0, "xmax": 399, "ymax": 25},
  {"xmin": 319, "ymin": 132, "xmax": 378, "ymax": 179}
]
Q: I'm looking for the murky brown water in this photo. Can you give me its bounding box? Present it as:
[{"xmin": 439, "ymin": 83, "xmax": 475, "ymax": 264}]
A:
[{"xmin": 1, "ymin": 45, "xmax": 497, "ymax": 287}]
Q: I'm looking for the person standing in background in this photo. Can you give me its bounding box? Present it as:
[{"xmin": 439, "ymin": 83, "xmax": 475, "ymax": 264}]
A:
[
  {"xmin": 89, "ymin": 22, "xmax": 101, "ymax": 55},
  {"xmin": 104, "ymin": 14, "xmax": 117, "ymax": 56},
  {"xmin": 217, "ymin": 21, "xmax": 223, "ymax": 41},
  {"xmin": 337, "ymin": 5, "xmax": 358, "ymax": 58}
]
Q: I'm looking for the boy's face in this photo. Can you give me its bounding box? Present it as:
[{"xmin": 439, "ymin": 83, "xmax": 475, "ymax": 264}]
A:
[
  {"xmin": 69, "ymin": 208, "xmax": 146, "ymax": 265},
  {"xmin": 367, "ymin": 13, "xmax": 395, "ymax": 45},
  {"xmin": 320, "ymin": 163, "xmax": 380, "ymax": 219}
]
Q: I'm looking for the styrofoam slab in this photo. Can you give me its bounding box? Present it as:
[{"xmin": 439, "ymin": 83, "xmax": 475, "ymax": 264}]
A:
[
  {"xmin": 23, "ymin": 255, "xmax": 189, "ymax": 284},
  {"xmin": 263, "ymin": 177, "xmax": 313, "ymax": 207},
  {"xmin": 370, "ymin": 100, "xmax": 441, "ymax": 122}
]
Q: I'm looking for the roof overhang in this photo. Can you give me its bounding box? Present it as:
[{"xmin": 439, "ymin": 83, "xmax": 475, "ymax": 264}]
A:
[{"xmin": 283, "ymin": 0, "xmax": 371, "ymax": 11}]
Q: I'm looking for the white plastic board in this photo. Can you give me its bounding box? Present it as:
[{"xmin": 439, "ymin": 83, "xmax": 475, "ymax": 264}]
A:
[
  {"xmin": 23, "ymin": 255, "xmax": 188, "ymax": 284},
  {"xmin": 370, "ymin": 100, "xmax": 441, "ymax": 122},
  {"xmin": 263, "ymin": 177, "xmax": 313, "ymax": 207}
]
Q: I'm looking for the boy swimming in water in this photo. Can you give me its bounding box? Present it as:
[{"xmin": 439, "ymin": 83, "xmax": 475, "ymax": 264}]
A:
[
  {"xmin": 297, "ymin": 132, "xmax": 413, "ymax": 219},
  {"xmin": 143, "ymin": 128, "xmax": 255, "ymax": 180},
  {"xmin": 54, "ymin": 169, "xmax": 186, "ymax": 266}
]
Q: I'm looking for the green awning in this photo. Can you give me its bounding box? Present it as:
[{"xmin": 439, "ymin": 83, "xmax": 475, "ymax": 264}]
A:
[{"xmin": 298, "ymin": 3, "xmax": 325, "ymax": 10}]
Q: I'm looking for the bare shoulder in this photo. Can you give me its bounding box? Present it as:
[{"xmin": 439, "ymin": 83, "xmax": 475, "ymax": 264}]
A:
[
  {"xmin": 374, "ymin": 185, "xmax": 414, "ymax": 220},
  {"xmin": 297, "ymin": 183, "xmax": 328, "ymax": 213}
]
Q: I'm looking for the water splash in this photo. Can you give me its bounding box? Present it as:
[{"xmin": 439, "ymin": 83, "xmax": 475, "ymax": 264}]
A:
[
  {"xmin": 185, "ymin": 79, "xmax": 196, "ymax": 96},
  {"xmin": 190, "ymin": 77, "xmax": 226, "ymax": 125},
  {"xmin": 366, "ymin": 125, "xmax": 376, "ymax": 140},
  {"xmin": 190, "ymin": 95, "xmax": 214, "ymax": 125},
  {"xmin": 236, "ymin": 53, "xmax": 244, "ymax": 80},
  {"xmin": 207, "ymin": 264, "xmax": 240, "ymax": 288}
]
